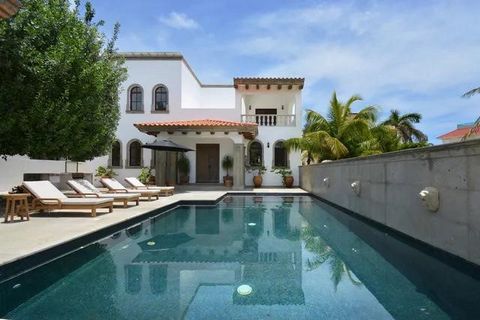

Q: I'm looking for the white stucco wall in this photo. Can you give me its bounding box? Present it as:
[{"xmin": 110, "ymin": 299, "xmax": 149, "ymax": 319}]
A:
[
  {"xmin": 0, "ymin": 55, "xmax": 305, "ymax": 190},
  {"xmin": 160, "ymin": 133, "xmax": 238, "ymax": 184},
  {"xmin": 0, "ymin": 156, "xmax": 105, "ymax": 191}
]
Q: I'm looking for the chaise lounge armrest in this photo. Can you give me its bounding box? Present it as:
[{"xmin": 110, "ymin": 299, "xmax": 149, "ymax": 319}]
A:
[
  {"xmin": 67, "ymin": 193, "xmax": 100, "ymax": 198},
  {"xmin": 33, "ymin": 198, "xmax": 61, "ymax": 206},
  {"xmin": 109, "ymin": 189, "xmax": 129, "ymax": 193}
]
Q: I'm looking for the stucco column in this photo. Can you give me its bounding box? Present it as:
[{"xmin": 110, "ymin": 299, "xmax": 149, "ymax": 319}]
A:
[
  {"xmin": 233, "ymin": 143, "xmax": 245, "ymax": 190},
  {"xmin": 155, "ymin": 151, "xmax": 166, "ymax": 186}
]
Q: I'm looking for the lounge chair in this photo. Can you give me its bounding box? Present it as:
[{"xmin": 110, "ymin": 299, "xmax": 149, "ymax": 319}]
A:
[
  {"xmin": 67, "ymin": 180, "xmax": 140, "ymax": 208},
  {"xmin": 124, "ymin": 177, "xmax": 174, "ymax": 196},
  {"xmin": 23, "ymin": 181, "xmax": 113, "ymax": 217},
  {"xmin": 100, "ymin": 178, "xmax": 161, "ymax": 201}
]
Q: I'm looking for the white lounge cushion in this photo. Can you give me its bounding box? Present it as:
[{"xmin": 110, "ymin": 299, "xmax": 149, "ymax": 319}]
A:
[
  {"xmin": 102, "ymin": 178, "xmax": 160, "ymax": 195},
  {"xmin": 23, "ymin": 181, "xmax": 67, "ymax": 200},
  {"xmin": 101, "ymin": 178, "xmax": 128, "ymax": 190},
  {"xmin": 67, "ymin": 180, "xmax": 94, "ymax": 194},
  {"xmin": 60, "ymin": 198, "xmax": 113, "ymax": 205},
  {"xmin": 78, "ymin": 179, "xmax": 101, "ymax": 193},
  {"xmin": 125, "ymin": 177, "xmax": 175, "ymax": 191},
  {"xmin": 124, "ymin": 177, "xmax": 145, "ymax": 188}
]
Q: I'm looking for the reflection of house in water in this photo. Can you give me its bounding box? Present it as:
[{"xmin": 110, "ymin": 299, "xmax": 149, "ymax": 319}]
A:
[{"xmin": 109, "ymin": 197, "xmax": 304, "ymax": 319}]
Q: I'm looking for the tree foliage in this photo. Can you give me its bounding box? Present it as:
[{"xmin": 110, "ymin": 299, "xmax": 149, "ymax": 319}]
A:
[
  {"xmin": 0, "ymin": 0, "xmax": 126, "ymax": 161},
  {"xmin": 285, "ymin": 92, "xmax": 429, "ymax": 163},
  {"xmin": 381, "ymin": 109, "xmax": 427, "ymax": 143}
]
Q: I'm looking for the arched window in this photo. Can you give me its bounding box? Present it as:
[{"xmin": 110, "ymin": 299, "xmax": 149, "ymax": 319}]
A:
[
  {"xmin": 274, "ymin": 141, "xmax": 288, "ymax": 167},
  {"xmin": 129, "ymin": 85, "xmax": 143, "ymax": 111},
  {"xmin": 153, "ymin": 85, "xmax": 168, "ymax": 112},
  {"xmin": 128, "ymin": 140, "xmax": 142, "ymax": 167},
  {"xmin": 249, "ymin": 141, "xmax": 263, "ymax": 166},
  {"xmin": 111, "ymin": 140, "xmax": 121, "ymax": 168}
]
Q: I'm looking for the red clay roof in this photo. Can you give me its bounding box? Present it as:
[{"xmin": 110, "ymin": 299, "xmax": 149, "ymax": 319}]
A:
[
  {"xmin": 134, "ymin": 119, "xmax": 257, "ymax": 128},
  {"xmin": 437, "ymin": 127, "xmax": 474, "ymax": 139}
]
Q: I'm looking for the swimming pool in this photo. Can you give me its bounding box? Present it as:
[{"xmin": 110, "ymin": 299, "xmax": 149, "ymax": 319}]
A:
[{"xmin": 0, "ymin": 195, "xmax": 479, "ymax": 319}]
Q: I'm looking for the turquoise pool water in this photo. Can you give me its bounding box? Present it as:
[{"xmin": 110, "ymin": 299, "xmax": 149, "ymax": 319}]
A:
[{"xmin": 1, "ymin": 196, "xmax": 479, "ymax": 319}]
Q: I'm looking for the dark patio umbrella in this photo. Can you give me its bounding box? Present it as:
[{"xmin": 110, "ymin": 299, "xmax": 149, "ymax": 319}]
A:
[{"xmin": 142, "ymin": 139, "xmax": 194, "ymax": 152}]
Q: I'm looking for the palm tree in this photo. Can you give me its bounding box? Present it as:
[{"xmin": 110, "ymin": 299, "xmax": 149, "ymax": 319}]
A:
[
  {"xmin": 381, "ymin": 109, "xmax": 427, "ymax": 143},
  {"xmin": 461, "ymin": 88, "xmax": 480, "ymax": 140},
  {"xmin": 285, "ymin": 92, "xmax": 378, "ymax": 161}
]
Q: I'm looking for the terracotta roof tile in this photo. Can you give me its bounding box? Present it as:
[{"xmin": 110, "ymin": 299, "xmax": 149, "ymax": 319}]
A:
[
  {"xmin": 134, "ymin": 119, "xmax": 258, "ymax": 128},
  {"xmin": 437, "ymin": 127, "xmax": 474, "ymax": 139}
]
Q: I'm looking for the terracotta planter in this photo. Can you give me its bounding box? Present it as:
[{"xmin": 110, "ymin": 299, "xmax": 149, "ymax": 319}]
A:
[
  {"xmin": 223, "ymin": 176, "xmax": 233, "ymax": 187},
  {"xmin": 148, "ymin": 176, "xmax": 156, "ymax": 185},
  {"xmin": 283, "ymin": 176, "xmax": 294, "ymax": 188},
  {"xmin": 253, "ymin": 175, "xmax": 263, "ymax": 188},
  {"xmin": 179, "ymin": 175, "xmax": 189, "ymax": 185}
]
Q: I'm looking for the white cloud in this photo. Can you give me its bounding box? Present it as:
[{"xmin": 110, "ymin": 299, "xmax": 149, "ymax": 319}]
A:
[
  {"xmin": 159, "ymin": 12, "xmax": 199, "ymax": 30},
  {"xmin": 231, "ymin": 1, "xmax": 480, "ymax": 142}
]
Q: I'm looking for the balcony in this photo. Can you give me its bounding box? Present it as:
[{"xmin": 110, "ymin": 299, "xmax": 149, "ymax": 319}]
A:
[{"xmin": 241, "ymin": 114, "xmax": 296, "ymax": 127}]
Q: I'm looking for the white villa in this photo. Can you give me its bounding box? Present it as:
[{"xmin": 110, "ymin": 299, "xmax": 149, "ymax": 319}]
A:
[{"xmin": 0, "ymin": 52, "xmax": 304, "ymax": 190}]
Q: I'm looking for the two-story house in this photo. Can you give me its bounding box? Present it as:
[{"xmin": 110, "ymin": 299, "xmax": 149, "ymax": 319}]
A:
[
  {"xmin": 0, "ymin": 52, "xmax": 304, "ymax": 190},
  {"xmin": 110, "ymin": 52, "xmax": 304, "ymax": 188}
]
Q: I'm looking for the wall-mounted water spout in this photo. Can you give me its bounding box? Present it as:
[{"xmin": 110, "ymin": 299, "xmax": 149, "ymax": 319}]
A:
[
  {"xmin": 351, "ymin": 180, "xmax": 360, "ymax": 196},
  {"xmin": 323, "ymin": 177, "xmax": 329, "ymax": 188},
  {"xmin": 419, "ymin": 187, "xmax": 439, "ymax": 212}
]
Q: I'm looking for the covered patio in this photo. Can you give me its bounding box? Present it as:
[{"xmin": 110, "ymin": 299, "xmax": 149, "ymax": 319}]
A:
[{"xmin": 134, "ymin": 119, "xmax": 258, "ymax": 190}]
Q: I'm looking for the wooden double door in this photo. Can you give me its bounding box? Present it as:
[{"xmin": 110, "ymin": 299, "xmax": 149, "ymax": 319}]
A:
[{"xmin": 196, "ymin": 144, "xmax": 220, "ymax": 183}]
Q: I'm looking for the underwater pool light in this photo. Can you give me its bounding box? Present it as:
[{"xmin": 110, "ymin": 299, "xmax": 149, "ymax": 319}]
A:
[
  {"xmin": 247, "ymin": 222, "xmax": 256, "ymax": 226},
  {"xmin": 147, "ymin": 241, "xmax": 156, "ymax": 246},
  {"xmin": 237, "ymin": 284, "xmax": 252, "ymax": 296}
]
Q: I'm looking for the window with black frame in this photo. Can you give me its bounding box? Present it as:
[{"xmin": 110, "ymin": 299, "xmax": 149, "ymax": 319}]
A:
[
  {"xmin": 111, "ymin": 140, "xmax": 121, "ymax": 167},
  {"xmin": 129, "ymin": 86, "xmax": 143, "ymax": 111},
  {"xmin": 274, "ymin": 141, "xmax": 288, "ymax": 167},
  {"xmin": 249, "ymin": 141, "xmax": 263, "ymax": 166},
  {"xmin": 129, "ymin": 141, "xmax": 142, "ymax": 167},
  {"xmin": 154, "ymin": 85, "xmax": 168, "ymax": 111}
]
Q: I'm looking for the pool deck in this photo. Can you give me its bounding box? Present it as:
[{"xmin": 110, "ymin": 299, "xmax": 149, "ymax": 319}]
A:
[{"xmin": 0, "ymin": 188, "xmax": 307, "ymax": 268}]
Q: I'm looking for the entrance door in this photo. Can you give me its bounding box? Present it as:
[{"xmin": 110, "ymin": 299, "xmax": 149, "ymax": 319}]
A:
[{"xmin": 196, "ymin": 144, "xmax": 220, "ymax": 183}]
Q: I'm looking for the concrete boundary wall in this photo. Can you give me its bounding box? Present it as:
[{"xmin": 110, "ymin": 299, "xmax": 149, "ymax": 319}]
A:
[{"xmin": 299, "ymin": 139, "xmax": 480, "ymax": 265}]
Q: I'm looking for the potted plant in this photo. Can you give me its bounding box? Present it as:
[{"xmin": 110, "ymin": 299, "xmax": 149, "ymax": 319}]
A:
[
  {"xmin": 95, "ymin": 166, "xmax": 117, "ymax": 178},
  {"xmin": 271, "ymin": 168, "xmax": 294, "ymax": 188},
  {"xmin": 177, "ymin": 153, "xmax": 190, "ymax": 184},
  {"xmin": 247, "ymin": 165, "xmax": 267, "ymax": 188},
  {"xmin": 138, "ymin": 167, "xmax": 152, "ymax": 184},
  {"xmin": 222, "ymin": 155, "xmax": 234, "ymax": 187}
]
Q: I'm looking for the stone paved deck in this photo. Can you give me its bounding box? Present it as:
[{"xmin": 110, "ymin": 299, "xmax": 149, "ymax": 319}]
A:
[{"xmin": 0, "ymin": 188, "xmax": 307, "ymax": 267}]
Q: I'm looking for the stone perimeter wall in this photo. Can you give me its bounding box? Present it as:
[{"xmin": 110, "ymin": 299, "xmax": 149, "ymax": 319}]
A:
[{"xmin": 299, "ymin": 139, "xmax": 480, "ymax": 265}]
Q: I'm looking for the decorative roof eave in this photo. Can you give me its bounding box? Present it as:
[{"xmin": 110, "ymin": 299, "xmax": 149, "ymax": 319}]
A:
[
  {"xmin": 0, "ymin": 0, "xmax": 21, "ymax": 19},
  {"xmin": 233, "ymin": 77, "xmax": 305, "ymax": 90},
  {"xmin": 134, "ymin": 119, "xmax": 258, "ymax": 140}
]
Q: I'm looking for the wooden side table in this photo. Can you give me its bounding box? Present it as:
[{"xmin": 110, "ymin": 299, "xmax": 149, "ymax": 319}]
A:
[{"xmin": 1, "ymin": 193, "xmax": 31, "ymax": 223}]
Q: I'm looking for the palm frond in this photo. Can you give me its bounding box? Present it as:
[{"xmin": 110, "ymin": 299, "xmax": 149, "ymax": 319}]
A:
[{"xmin": 463, "ymin": 87, "xmax": 480, "ymax": 98}]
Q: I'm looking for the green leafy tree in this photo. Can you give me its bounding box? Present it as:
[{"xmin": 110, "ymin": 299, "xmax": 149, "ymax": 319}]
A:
[
  {"xmin": 0, "ymin": 0, "xmax": 126, "ymax": 161},
  {"xmin": 381, "ymin": 109, "xmax": 427, "ymax": 143},
  {"xmin": 285, "ymin": 92, "xmax": 378, "ymax": 161}
]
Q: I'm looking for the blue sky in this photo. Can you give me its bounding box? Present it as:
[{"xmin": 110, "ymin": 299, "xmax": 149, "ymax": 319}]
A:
[{"xmin": 89, "ymin": 0, "xmax": 480, "ymax": 143}]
